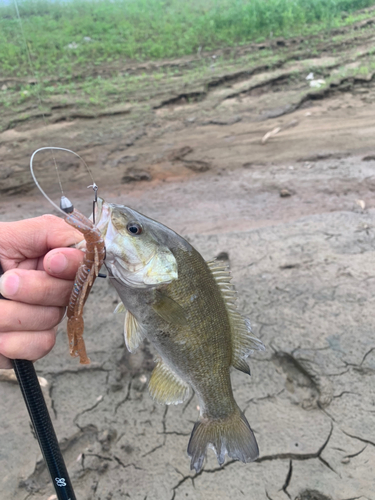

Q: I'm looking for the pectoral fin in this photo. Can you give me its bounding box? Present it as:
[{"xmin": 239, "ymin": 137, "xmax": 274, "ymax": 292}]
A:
[
  {"xmin": 124, "ymin": 311, "xmax": 145, "ymax": 352},
  {"xmin": 149, "ymin": 358, "xmax": 190, "ymax": 405},
  {"xmin": 152, "ymin": 291, "xmax": 188, "ymax": 327},
  {"xmin": 114, "ymin": 302, "xmax": 126, "ymax": 314}
]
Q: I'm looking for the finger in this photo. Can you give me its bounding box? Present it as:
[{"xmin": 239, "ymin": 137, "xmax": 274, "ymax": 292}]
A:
[
  {"xmin": 0, "ymin": 353, "xmax": 12, "ymax": 369},
  {"xmin": 0, "ymin": 301, "xmax": 65, "ymax": 332},
  {"xmin": 0, "ymin": 269, "xmax": 73, "ymax": 306},
  {"xmin": 17, "ymin": 258, "xmax": 39, "ymax": 271},
  {"xmin": 44, "ymin": 247, "xmax": 84, "ymax": 280},
  {"xmin": 0, "ymin": 328, "xmax": 57, "ymax": 361},
  {"xmin": 0, "ymin": 215, "xmax": 83, "ymax": 270}
]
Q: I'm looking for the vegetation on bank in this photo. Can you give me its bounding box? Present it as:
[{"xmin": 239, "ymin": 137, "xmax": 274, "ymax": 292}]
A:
[{"xmin": 1, "ymin": 0, "xmax": 375, "ymax": 77}]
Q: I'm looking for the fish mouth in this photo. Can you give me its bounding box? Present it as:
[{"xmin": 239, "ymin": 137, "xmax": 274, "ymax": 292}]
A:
[
  {"xmin": 113, "ymin": 249, "xmax": 156, "ymax": 274},
  {"xmin": 94, "ymin": 198, "xmax": 112, "ymax": 237},
  {"xmin": 102, "ymin": 208, "xmax": 159, "ymax": 287}
]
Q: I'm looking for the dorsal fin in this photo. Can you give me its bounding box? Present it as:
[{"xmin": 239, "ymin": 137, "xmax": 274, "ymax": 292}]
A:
[
  {"xmin": 149, "ymin": 358, "xmax": 190, "ymax": 405},
  {"xmin": 124, "ymin": 310, "xmax": 145, "ymax": 353},
  {"xmin": 207, "ymin": 260, "xmax": 265, "ymax": 374}
]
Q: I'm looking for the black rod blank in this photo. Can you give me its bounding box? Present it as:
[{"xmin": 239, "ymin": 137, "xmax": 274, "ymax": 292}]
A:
[
  {"xmin": 12, "ymin": 359, "xmax": 77, "ymax": 500},
  {"xmin": 1, "ymin": 263, "xmax": 77, "ymax": 500}
]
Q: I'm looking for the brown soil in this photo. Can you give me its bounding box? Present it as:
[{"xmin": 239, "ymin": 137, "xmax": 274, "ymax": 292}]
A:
[{"xmin": 1, "ymin": 17, "xmax": 375, "ymax": 500}]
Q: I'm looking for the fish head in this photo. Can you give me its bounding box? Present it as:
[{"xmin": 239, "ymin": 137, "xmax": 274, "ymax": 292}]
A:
[{"xmin": 95, "ymin": 197, "xmax": 179, "ymax": 288}]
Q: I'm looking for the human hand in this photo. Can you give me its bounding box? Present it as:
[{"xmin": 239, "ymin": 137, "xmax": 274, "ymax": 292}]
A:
[{"xmin": 0, "ymin": 215, "xmax": 84, "ymax": 368}]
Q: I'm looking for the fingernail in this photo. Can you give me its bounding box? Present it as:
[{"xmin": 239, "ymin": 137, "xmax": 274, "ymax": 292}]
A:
[
  {"xmin": 48, "ymin": 253, "xmax": 68, "ymax": 274},
  {"xmin": 0, "ymin": 272, "xmax": 20, "ymax": 298}
]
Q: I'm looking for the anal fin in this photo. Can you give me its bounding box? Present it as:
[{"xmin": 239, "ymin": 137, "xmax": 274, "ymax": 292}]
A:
[{"xmin": 149, "ymin": 358, "xmax": 190, "ymax": 405}]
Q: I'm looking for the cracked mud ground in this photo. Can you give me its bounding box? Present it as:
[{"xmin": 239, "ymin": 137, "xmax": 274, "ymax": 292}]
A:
[{"xmin": 1, "ymin": 18, "xmax": 375, "ymax": 500}]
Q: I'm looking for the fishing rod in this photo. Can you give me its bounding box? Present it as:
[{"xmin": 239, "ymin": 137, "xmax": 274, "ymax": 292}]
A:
[{"xmin": 0, "ymin": 262, "xmax": 77, "ymax": 500}]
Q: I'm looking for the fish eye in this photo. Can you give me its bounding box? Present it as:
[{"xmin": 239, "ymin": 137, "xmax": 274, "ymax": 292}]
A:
[{"xmin": 126, "ymin": 222, "xmax": 142, "ymax": 235}]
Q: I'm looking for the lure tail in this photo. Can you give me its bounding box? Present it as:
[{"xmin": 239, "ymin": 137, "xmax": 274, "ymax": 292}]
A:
[{"xmin": 187, "ymin": 405, "xmax": 259, "ymax": 472}]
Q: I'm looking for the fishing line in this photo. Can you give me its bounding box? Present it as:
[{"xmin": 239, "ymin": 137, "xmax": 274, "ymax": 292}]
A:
[
  {"xmin": 30, "ymin": 146, "xmax": 98, "ymax": 220},
  {"xmin": 13, "ymin": 0, "xmax": 64, "ymax": 193},
  {"xmin": 13, "ymin": 1, "xmax": 100, "ymax": 222}
]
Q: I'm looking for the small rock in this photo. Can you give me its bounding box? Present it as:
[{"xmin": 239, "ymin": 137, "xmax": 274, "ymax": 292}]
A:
[
  {"xmin": 298, "ymin": 153, "xmax": 333, "ymax": 162},
  {"xmin": 121, "ymin": 444, "xmax": 134, "ymax": 454},
  {"xmin": 121, "ymin": 170, "xmax": 152, "ymax": 183},
  {"xmin": 362, "ymin": 154, "xmax": 375, "ymax": 161},
  {"xmin": 114, "ymin": 155, "xmax": 138, "ymax": 167},
  {"xmin": 0, "ymin": 369, "xmax": 17, "ymax": 383},
  {"xmin": 280, "ymin": 188, "xmax": 292, "ymax": 197},
  {"xmin": 356, "ymin": 199, "xmax": 366, "ymax": 210},
  {"xmin": 133, "ymin": 375, "xmax": 147, "ymax": 392},
  {"xmin": 184, "ymin": 160, "xmax": 210, "ymax": 172},
  {"xmin": 341, "ymin": 457, "xmax": 350, "ymax": 464},
  {"xmin": 1, "ymin": 84, "xmax": 7, "ymax": 91},
  {"xmin": 207, "ymin": 116, "xmax": 241, "ymax": 126},
  {"xmin": 284, "ymin": 119, "xmax": 299, "ymax": 130},
  {"xmin": 167, "ymin": 146, "xmax": 193, "ymax": 162},
  {"xmin": 98, "ymin": 428, "xmax": 117, "ymax": 451},
  {"xmin": 216, "ymin": 251, "xmax": 229, "ymax": 261},
  {"xmin": 98, "ymin": 462, "xmax": 109, "ymax": 474},
  {"xmin": 110, "ymin": 383, "xmax": 123, "ymax": 392},
  {"xmin": 261, "ymin": 126, "xmax": 281, "ymax": 144},
  {"xmin": 295, "ymin": 490, "xmax": 332, "ymax": 500},
  {"xmin": 309, "ymin": 79, "xmax": 326, "ymax": 88}
]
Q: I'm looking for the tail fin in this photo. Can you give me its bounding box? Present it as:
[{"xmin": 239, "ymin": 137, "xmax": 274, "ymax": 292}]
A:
[{"xmin": 187, "ymin": 407, "xmax": 259, "ymax": 472}]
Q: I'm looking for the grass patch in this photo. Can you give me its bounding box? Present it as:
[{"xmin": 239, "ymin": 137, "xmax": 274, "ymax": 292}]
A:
[{"xmin": 1, "ymin": 0, "xmax": 375, "ymax": 78}]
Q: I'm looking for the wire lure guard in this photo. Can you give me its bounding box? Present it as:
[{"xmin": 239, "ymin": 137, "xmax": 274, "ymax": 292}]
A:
[{"xmin": 30, "ymin": 146, "xmax": 99, "ymax": 220}]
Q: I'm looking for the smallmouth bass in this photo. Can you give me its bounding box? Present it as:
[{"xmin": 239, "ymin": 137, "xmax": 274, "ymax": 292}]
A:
[{"xmin": 95, "ymin": 197, "xmax": 265, "ymax": 472}]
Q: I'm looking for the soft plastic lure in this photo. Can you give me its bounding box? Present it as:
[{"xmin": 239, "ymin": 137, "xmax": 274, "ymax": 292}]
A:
[
  {"xmin": 30, "ymin": 146, "xmax": 105, "ymax": 364},
  {"xmin": 65, "ymin": 208, "xmax": 105, "ymax": 364}
]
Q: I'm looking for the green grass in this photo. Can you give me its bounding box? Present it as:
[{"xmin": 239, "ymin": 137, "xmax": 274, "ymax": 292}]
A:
[{"xmin": 1, "ymin": 0, "xmax": 375, "ymax": 78}]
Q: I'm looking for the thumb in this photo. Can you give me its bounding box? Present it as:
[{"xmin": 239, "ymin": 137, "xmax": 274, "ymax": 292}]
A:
[{"xmin": 44, "ymin": 247, "xmax": 84, "ymax": 280}]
